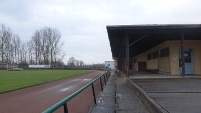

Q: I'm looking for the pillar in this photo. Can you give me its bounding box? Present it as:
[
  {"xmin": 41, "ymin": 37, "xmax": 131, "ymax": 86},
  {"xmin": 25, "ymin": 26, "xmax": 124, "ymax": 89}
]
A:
[
  {"xmin": 181, "ymin": 33, "xmax": 185, "ymax": 77},
  {"xmin": 125, "ymin": 33, "xmax": 129, "ymax": 78}
]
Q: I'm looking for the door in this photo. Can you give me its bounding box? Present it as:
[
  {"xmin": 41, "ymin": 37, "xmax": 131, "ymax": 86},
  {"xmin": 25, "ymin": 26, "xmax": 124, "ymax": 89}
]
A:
[
  {"xmin": 179, "ymin": 49, "xmax": 194, "ymax": 74},
  {"xmin": 138, "ymin": 61, "xmax": 147, "ymax": 71}
]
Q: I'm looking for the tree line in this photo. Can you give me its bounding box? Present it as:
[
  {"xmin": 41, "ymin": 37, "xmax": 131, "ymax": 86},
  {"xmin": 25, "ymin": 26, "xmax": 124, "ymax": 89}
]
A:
[
  {"xmin": 67, "ymin": 57, "xmax": 84, "ymax": 67},
  {"xmin": 0, "ymin": 24, "xmax": 65, "ymax": 67}
]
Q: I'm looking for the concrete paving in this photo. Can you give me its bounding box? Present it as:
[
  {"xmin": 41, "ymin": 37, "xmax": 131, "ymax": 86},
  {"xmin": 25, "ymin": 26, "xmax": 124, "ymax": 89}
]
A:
[
  {"xmin": 129, "ymin": 74, "xmax": 201, "ymax": 113},
  {"xmin": 91, "ymin": 71, "xmax": 201, "ymax": 113},
  {"xmin": 116, "ymin": 78, "xmax": 149, "ymax": 113},
  {"xmin": 89, "ymin": 71, "xmax": 115, "ymax": 113},
  {"xmin": 90, "ymin": 71, "xmax": 150, "ymax": 113}
]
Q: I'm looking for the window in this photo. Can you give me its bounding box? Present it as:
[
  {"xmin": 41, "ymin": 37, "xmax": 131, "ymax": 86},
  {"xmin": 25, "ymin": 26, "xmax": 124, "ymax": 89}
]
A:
[
  {"xmin": 147, "ymin": 53, "xmax": 152, "ymax": 60},
  {"xmin": 153, "ymin": 51, "xmax": 159, "ymax": 59},
  {"xmin": 160, "ymin": 47, "xmax": 169, "ymax": 57},
  {"xmin": 184, "ymin": 51, "xmax": 191, "ymax": 63}
]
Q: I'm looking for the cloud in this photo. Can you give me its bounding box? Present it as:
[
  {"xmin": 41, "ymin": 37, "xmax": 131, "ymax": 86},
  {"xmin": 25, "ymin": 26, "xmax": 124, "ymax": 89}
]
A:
[{"xmin": 1, "ymin": 0, "xmax": 201, "ymax": 64}]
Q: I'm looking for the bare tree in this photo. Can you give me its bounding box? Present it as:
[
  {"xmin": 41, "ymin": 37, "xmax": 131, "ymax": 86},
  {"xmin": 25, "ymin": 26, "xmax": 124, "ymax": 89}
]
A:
[
  {"xmin": 31, "ymin": 30, "xmax": 42, "ymax": 64},
  {"xmin": 0, "ymin": 24, "xmax": 13, "ymax": 64},
  {"xmin": 45, "ymin": 27, "xmax": 62, "ymax": 66},
  {"xmin": 67, "ymin": 57, "xmax": 85, "ymax": 67},
  {"xmin": 20, "ymin": 42, "xmax": 28, "ymax": 64},
  {"xmin": 75, "ymin": 60, "xmax": 79, "ymax": 67},
  {"xmin": 30, "ymin": 27, "xmax": 64, "ymax": 66},
  {"xmin": 0, "ymin": 24, "xmax": 26, "ymax": 66},
  {"xmin": 79, "ymin": 60, "xmax": 84, "ymax": 66},
  {"xmin": 12, "ymin": 34, "xmax": 21, "ymax": 64},
  {"xmin": 0, "ymin": 24, "xmax": 65, "ymax": 66},
  {"xmin": 27, "ymin": 40, "xmax": 34, "ymax": 64},
  {"xmin": 41, "ymin": 29, "xmax": 49, "ymax": 64},
  {"xmin": 67, "ymin": 57, "xmax": 76, "ymax": 67}
]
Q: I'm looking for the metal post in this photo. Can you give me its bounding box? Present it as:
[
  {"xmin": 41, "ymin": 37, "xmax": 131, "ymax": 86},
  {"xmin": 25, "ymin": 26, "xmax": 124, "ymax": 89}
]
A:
[
  {"xmin": 107, "ymin": 72, "xmax": 110, "ymax": 80},
  {"xmin": 100, "ymin": 78, "xmax": 103, "ymax": 91},
  {"xmin": 104, "ymin": 75, "xmax": 106, "ymax": 84},
  {"xmin": 108, "ymin": 72, "xmax": 110, "ymax": 79},
  {"xmin": 91, "ymin": 84, "xmax": 96, "ymax": 104},
  {"xmin": 63, "ymin": 103, "xmax": 68, "ymax": 113},
  {"xmin": 181, "ymin": 33, "xmax": 185, "ymax": 77},
  {"xmin": 125, "ymin": 33, "xmax": 129, "ymax": 78},
  {"xmin": 42, "ymin": 71, "xmax": 110, "ymax": 113},
  {"xmin": 105, "ymin": 73, "xmax": 107, "ymax": 81}
]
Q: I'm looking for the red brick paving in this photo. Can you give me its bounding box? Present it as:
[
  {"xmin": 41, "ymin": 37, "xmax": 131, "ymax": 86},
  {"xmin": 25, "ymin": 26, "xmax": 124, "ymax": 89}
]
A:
[{"xmin": 0, "ymin": 71, "xmax": 105, "ymax": 113}]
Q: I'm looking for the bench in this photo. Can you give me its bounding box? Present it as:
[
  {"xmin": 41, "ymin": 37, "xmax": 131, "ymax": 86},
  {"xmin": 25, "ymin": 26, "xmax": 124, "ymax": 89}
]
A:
[{"xmin": 145, "ymin": 68, "xmax": 159, "ymax": 73}]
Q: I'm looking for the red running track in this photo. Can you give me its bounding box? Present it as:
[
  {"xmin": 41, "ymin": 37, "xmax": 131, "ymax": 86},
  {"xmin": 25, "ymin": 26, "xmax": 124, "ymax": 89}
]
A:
[{"xmin": 0, "ymin": 71, "xmax": 105, "ymax": 113}]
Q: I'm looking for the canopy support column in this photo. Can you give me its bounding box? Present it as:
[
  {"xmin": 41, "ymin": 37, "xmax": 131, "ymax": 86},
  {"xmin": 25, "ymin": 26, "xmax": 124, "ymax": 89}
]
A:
[
  {"xmin": 181, "ymin": 33, "xmax": 185, "ymax": 77},
  {"xmin": 125, "ymin": 33, "xmax": 129, "ymax": 78}
]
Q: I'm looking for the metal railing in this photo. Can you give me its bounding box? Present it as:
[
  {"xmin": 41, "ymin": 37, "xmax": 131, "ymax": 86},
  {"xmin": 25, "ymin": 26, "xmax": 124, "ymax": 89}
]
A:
[{"xmin": 42, "ymin": 71, "xmax": 111, "ymax": 113}]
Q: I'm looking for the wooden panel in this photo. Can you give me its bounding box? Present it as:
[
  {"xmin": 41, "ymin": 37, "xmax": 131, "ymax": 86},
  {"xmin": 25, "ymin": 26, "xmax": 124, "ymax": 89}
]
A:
[{"xmin": 138, "ymin": 61, "xmax": 147, "ymax": 71}]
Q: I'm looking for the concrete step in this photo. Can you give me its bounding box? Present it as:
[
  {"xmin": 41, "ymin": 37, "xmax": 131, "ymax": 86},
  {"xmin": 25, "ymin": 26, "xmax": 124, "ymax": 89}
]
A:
[{"xmin": 115, "ymin": 78, "xmax": 149, "ymax": 113}]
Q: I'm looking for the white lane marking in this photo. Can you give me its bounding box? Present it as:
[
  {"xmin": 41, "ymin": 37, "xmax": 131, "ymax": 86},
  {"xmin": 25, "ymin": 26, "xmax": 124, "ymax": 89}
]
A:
[
  {"xmin": 60, "ymin": 87, "xmax": 71, "ymax": 91},
  {"xmin": 60, "ymin": 78, "xmax": 91, "ymax": 92},
  {"xmin": 83, "ymin": 79, "xmax": 91, "ymax": 81},
  {"xmin": 71, "ymin": 79, "xmax": 80, "ymax": 82}
]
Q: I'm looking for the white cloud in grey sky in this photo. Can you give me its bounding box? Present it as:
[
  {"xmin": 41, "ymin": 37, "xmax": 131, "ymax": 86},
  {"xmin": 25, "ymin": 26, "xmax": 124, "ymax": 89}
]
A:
[{"xmin": 1, "ymin": 0, "xmax": 201, "ymax": 64}]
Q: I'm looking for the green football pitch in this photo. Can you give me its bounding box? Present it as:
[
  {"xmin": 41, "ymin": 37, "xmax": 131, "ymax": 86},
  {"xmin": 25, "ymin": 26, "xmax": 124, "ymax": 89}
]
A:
[{"xmin": 0, "ymin": 70, "xmax": 90, "ymax": 93}]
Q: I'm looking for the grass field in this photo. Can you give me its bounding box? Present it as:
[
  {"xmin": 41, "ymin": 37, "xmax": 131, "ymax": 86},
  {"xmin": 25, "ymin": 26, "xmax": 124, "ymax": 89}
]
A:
[{"xmin": 0, "ymin": 70, "xmax": 90, "ymax": 93}]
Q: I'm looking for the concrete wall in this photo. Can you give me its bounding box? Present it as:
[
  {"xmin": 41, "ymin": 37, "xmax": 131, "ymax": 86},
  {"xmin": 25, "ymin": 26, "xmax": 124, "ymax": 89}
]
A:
[
  {"xmin": 29, "ymin": 65, "xmax": 50, "ymax": 68},
  {"xmin": 133, "ymin": 41, "xmax": 170, "ymax": 73},
  {"xmin": 131, "ymin": 40, "xmax": 201, "ymax": 75},
  {"xmin": 168, "ymin": 40, "xmax": 201, "ymax": 75},
  {"xmin": 112, "ymin": 57, "xmax": 118, "ymax": 70}
]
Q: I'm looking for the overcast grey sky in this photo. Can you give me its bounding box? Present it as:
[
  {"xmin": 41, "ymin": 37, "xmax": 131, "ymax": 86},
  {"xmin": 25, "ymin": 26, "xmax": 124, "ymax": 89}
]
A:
[{"xmin": 1, "ymin": 0, "xmax": 201, "ymax": 64}]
